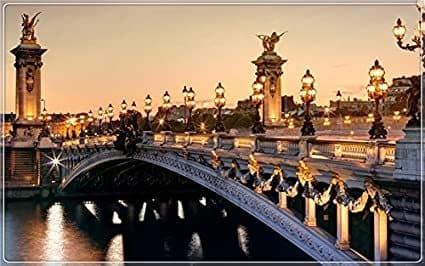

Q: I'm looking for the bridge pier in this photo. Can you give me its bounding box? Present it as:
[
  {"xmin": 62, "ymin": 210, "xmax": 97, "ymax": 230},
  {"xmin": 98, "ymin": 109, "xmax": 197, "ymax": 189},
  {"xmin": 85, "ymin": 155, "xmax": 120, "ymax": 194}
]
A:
[
  {"xmin": 335, "ymin": 203, "xmax": 350, "ymax": 250},
  {"xmin": 374, "ymin": 209, "xmax": 388, "ymax": 261},
  {"xmin": 303, "ymin": 197, "xmax": 317, "ymax": 227}
]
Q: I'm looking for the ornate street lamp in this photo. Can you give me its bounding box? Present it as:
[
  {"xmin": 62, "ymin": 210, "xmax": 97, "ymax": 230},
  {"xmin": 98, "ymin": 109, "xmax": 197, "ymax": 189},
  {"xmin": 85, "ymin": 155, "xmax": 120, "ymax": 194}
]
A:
[
  {"xmin": 185, "ymin": 87, "xmax": 196, "ymax": 132},
  {"xmin": 86, "ymin": 110, "xmax": 94, "ymax": 136},
  {"xmin": 366, "ymin": 60, "xmax": 388, "ymax": 139},
  {"xmin": 392, "ymin": 3, "xmax": 423, "ymax": 127},
  {"xmin": 107, "ymin": 103, "xmax": 114, "ymax": 131},
  {"xmin": 121, "ymin": 99, "xmax": 127, "ymax": 114},
  {"xmin": 393, "ymin": 3, "xmax": 425, "ymax": 67},
  {"xmin": 300, "ymin": 69, "xmax": 316, "ymax": 136},
  {"xmin": 182, "ymin": 86, "xmax": 188, "ymax": 123},
  {"xmin": 251, "ymin": 76, "xmax": 266, "ymax": 134},
  {"xmin": 214, "ymin": 82, "xmax": 226, "ymax": 132},
  {"xmin": 70, "ymin": 117, "xmax": 77, "ymax": 139},
  {"xmin": 131, "ymin": 101, "xmax": 137, "ymax": 111},
  {"xmin": 65, "ymin": 119, "xmax": 70, "ymax": 140},
  {"xmin": 79, "ymin": 114, "xmax": 85, "ymax": 137},
  {"xmin": 336, "ymin": 90, "xmax": 342, "ymax": 128},
  {"xmin": 161, "ymin": 91, "xmax": 172, "ymax": 131},
  {"xmin": 97, "ymin": 107, "xmax": 104, "ymax": 134},
  {"xmin": 143, "ymin": 94, "xmax": 152, "ymax": 131}
]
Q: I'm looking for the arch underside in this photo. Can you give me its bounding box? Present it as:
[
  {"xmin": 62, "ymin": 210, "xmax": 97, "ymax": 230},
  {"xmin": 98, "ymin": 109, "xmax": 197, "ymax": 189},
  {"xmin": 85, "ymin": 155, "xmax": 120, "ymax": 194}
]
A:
[{"xmin": 62, "ymin": 149, "xmax": 363, "ymax": 263}]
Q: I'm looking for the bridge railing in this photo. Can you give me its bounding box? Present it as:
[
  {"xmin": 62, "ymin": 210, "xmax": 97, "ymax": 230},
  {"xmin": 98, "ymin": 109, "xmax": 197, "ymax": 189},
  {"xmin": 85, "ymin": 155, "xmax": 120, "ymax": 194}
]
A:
[{"xmin": 62, "ymin": 131, "xmax": 396, "ymax": 166}]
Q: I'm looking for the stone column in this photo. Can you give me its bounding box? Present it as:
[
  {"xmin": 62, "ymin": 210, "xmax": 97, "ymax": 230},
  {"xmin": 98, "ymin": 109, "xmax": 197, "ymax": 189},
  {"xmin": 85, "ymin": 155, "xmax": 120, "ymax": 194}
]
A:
[
  {"xmin": 252, "ymin": 51, "xmax": 287, "ymax": 128},
  {"xmin": 374, "ymin": 209, "xmax": 388, "ymax": 261},
  {"xmin": 304, "ymin": 197, "xmax": 317, "ymax": 227},
  {"xmin": 335, "ymin": 204, "xmax": 350, "ymax": 250},
  {"xmin": 11, "ymin": 40, "xmax": 47, "ymax": 142},
  {"xmin": 278, "ymin": 192, "xmax": 287, "ymax": 209}
]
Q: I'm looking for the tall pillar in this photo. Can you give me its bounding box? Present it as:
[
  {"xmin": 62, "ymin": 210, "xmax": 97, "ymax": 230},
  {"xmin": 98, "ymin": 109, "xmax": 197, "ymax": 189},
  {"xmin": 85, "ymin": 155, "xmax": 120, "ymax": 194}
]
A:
[
  {"xmin": 374, "ymin": 209, "xmax": 388, "ymax": 261},
  {"xmin": 335, "ymin": 204, "xmax": 350, "ymax": 250},
  {"xmin": 10, "ymin": 13, "xmax": 47, "ymax": 143},
  {"xmin": 303, "ymin": 197, "xmax": 317, "ymax": 227},
  {"xmin": 252, "ymin": 33, "xmax": 287, "ymax": 128}
]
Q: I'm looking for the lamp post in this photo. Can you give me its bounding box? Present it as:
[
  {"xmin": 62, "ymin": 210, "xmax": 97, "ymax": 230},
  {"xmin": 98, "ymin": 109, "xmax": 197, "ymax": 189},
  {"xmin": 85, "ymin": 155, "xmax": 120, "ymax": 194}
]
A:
[
  {"xmin": 79, "ymin": 114, "xmax": 85, "ymax": 137},
  {"xmin": 107, "ymin": 103, "xmax": 114, "ymax": 132},
  {"xmin": 65, "ymin": 119, "xmax": 70, "ymax": 140},
  {"xmin": 251, "ymin": 76, "xmax": 266, "ymax": 134},
  {"xmin": 182, "ymin": 86, "xmax": 188, "ymax": 124},
  {"xmin": 70, "ymin": 117, "xmax": 77, "ymax": 139},
  {"xmin": 143, "ymin": 95, "xmax": 152, "ymax": 131},
  {"xmin": 121, "ymin": 99, "xmax": 128, "ymax": 114},
  {"xmin": 162, "ymin": 91, "xmax": 172, "ymax": 131},
  {"xmin": 97, "ymin": 107, "xmax": 104, "ymax": 134},
  {"xmin": 185, "ymin": 87, "xmax": 196, "ymax": 132},
  {"xmin": 214, "ymin": 82, "xmax": 226, "ymax": 132},
  {"xmin": 336, "ymin": 90, "xmax": 342, "ymax": 129},
  {"xmin": 300, "ymin": 69, "xmax": 317, "ymax": 136},
  {"xmin": 366, "ymin": 60, "xmax": 388, "ymax": 139},
  {"xmin": 87, "ymin": 110, "xmax": 94, "ymax": 136},
  {"xmin": 392, "ymin": 3, "xmax": 424, "ymax": 127},
  {"xmin": 393, "ymin": 3, "xmax": 425, "ymax": 67}
]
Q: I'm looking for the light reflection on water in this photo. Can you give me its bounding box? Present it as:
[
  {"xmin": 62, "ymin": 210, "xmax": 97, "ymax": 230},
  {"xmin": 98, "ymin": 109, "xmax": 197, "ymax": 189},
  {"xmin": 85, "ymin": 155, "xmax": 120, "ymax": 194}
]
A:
[
  {"xmin": 5, "ymin": 199, "xmax": 309, "ymax": 262},
  {"xmin": 105, "ymin": 234, "xmax": 124, "ymax": 261}
]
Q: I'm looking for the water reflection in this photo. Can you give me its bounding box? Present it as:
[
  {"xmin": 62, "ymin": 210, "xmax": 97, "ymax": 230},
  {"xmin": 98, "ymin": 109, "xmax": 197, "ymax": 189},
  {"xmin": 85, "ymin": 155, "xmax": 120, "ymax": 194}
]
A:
[
  {"xmin": 5, "ymin": 195, "xmax": 310, "ymax": 262},
  {"xmin": 43, "ymin": 204, "xmax": 65, "ymax": 261},
  {"xmin": 105, "ymin": 234, "xmax": 124, "ymax": 261}
]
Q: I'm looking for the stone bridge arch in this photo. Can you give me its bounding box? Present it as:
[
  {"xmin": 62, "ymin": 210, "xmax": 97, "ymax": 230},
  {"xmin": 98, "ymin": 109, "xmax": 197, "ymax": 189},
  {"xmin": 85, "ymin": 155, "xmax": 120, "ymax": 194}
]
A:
[{"xmin": 61, "ymin": 149, "xmax": 363, "ymax": 263}]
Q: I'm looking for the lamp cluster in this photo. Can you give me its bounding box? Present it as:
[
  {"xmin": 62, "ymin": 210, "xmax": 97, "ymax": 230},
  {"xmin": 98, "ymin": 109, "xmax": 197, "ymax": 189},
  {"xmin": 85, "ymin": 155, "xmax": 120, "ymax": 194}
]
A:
[
  {"xmin": 214, "ymin": 82, "xmax": 226, "ymax": 132},
  {"xmin": 366, "ymin": 60, "xmax": 388, "ymax": 139},
  {"xmin": 300, "ymin": 69, "xmax": 317, "ymax": 136}
]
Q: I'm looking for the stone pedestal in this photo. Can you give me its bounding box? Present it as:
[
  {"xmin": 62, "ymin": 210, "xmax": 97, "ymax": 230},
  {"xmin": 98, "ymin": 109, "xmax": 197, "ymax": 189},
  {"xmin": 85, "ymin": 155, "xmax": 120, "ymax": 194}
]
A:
[
  {"xmin": 252, "ymin": 51, "xmax": 287, "ymax": 127},
  {"xmin": 393, "ymin": 127, "xmax": 423, "ymax": 181}
]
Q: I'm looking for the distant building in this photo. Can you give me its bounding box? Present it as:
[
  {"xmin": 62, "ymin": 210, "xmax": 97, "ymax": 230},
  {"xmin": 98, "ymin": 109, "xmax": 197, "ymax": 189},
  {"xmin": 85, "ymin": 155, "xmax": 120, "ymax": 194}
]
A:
[
  {"xmin": 383, "ymin": 76, "xmax": 415, "ymax": 115},
  {"xmin": 329, "ymin": 97, "xmax": 374, "ymax": 116}
]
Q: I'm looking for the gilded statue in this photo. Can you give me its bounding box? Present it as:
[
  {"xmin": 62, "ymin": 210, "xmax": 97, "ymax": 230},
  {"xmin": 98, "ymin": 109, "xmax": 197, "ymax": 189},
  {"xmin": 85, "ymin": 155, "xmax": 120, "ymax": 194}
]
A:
[
  {"xmin": 257, "ymin": 31, "xmax": 287, "ymax": 53},
  {"xmin": 21, "ymin": 12, "xmax": 41, "ymax": 42}
]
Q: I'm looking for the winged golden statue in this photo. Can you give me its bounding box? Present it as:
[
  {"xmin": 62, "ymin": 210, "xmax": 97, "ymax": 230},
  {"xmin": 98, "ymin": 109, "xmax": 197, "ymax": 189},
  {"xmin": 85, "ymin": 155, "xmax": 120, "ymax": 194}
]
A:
[
  {"xmin": 257, "ymin": 31, "xmax": 287, "ymax": 53},
  {"xmin": 21, "ymin": 12, "xmax": 41, "ymax": 42}
]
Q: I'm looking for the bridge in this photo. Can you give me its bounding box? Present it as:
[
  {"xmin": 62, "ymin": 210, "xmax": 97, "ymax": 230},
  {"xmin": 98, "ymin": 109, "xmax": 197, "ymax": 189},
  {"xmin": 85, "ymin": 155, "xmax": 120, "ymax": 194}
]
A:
[{"xmin": 53, "ymin": 131, "xmax": 405, "ymax": 263}]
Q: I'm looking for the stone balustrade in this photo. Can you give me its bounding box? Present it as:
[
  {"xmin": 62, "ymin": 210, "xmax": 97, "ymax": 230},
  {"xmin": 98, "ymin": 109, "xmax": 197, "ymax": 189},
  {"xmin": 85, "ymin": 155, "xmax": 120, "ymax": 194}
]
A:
[{"xmin": 61, "ymin": 132, "xmax": 396, "ymax": 167}]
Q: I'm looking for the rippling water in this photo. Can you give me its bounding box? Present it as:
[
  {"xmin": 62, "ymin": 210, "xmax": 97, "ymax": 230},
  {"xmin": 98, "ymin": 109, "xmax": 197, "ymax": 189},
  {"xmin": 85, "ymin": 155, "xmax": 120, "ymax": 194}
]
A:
[{"xmin": 4, "ymin": 197, "xmax": 309, "ymax": 262}]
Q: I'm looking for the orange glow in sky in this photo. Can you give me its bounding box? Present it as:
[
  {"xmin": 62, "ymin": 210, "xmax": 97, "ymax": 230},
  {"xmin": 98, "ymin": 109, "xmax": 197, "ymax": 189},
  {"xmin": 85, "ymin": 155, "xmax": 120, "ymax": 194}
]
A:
[{"xmin": 3, "ymin": 4, "xmax": 420, "ymax": 114}]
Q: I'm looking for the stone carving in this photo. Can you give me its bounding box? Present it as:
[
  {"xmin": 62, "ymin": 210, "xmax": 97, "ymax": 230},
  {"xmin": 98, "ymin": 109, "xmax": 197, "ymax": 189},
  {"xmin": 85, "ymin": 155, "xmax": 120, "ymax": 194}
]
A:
[
  {"xmin": 257, "ymin": 31, "xmax": 287, "ymax": 53},
  {"xmin": 21, "ymin": 12, "xmax": 41, "ymax": 42},
  {"xmin": 26, "ymin": 68, "xmax": 34, "ymax": 92},
  {"xmin": 296, "ymin": 160, "xmax": 333, "ymax": 206},
  {"xmin": 364, "ymin": 177, "xmax": 393, "ymax": 220},
  {"xmin": 406, "ymin": 75, "xmax": 421, "ymax": 127},
  {"xmin": 223, "ymin": 159, "xmax": 243, "ymax": 181},
  {"xmin": 332, "ymin": 174, "xmax": 369, "ymax": 213}
]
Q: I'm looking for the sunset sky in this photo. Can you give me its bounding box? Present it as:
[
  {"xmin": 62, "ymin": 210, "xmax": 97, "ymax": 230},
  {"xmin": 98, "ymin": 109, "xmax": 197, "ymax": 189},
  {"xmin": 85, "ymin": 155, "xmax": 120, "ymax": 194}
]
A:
[{"xmin": 3, "ymin": 3, "xmax": 420, "ymax": 114}]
